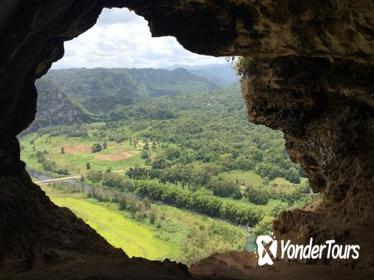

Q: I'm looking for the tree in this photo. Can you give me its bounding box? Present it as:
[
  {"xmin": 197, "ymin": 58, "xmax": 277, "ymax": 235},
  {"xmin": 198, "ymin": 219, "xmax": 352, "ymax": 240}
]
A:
[
  {"xmin": 284, "ymin": 167, "xmax": 301, "ymax": 184},
  {"xmin": 245, "ymin": 187, "xmax": 269, "ymax": 205},
  {"xmin": 165, "ymin": 147, "xmax": 180, "ymax": 160},
  {"xmin": 234, "ymin": 156, "xmax": 253, "ymax": 171},
  {"xmin": 91, "ymin": 143, "xmax": 103, "ymax": 153},
  {"xmin": 87, "ymin": 170, "xmax": 103, "ymax": 183},
  {"xmin": 126, "ymin": 167, "xmax": 149, "ymax": 179},
  {"xmin": 149, "ymin": 211, "xmax": 157, "ymax": 224},
  {"xmin": 102, "ymin": 173, "xmax": 123, "ymax": 188},
  {"xmin": 252, "ymin": 216, "xmax": 273, "ymax": 237},
  {"xmin": 152, "ymin": 142, "xmax": 157, "ymax": 151},
  {"xmin": 56, "ymin": 168, "xmax": 69, "ymax": 175},
  {"xmin": 86, "ymin": 162, "xmax": 91, "ymax": 170},
  {"xmin": 143, "ymin": 140, "xmax": 149, "ymax": 150},
  {"xmin": 141, "ymin": 150, "xmax": 149, "ymax": 159},
  {"xmin": 151, "ymin": 158, "xmax": 170, "ymax": 169},
  {"xmin": 133, "ymin": 139, "xmax": 138, "ymax": 148},
  {"xmin": 42, "ymin": 160, "xmax": 56, "ymax": 172},
  {"xmin": 207, "ymin": 177, "xmax": 242, "ymax": 199}
]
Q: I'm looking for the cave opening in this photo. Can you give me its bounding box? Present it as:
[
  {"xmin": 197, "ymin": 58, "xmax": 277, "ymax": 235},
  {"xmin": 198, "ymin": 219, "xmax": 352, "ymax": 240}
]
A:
[
  {"xmin": 2, "ymin": 1, "xmax": 373, "ymax": 279},
  {"xmin": 19, "ymin": 7, "xmax": 312, "ymax": 266}
]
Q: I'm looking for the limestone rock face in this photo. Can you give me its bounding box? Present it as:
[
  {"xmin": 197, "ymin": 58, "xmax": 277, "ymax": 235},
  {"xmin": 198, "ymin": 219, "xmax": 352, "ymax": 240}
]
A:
[
  {"xmin": 0, "ymin": 0, "xmax": 373, "ymax": 278},
  {"xmin": 126, "ymin": 0, "xmax": 374, "ymax": 63},
  {"xmin": 240, "ymin": 55, "xmax": 374, "ymax": 268}
]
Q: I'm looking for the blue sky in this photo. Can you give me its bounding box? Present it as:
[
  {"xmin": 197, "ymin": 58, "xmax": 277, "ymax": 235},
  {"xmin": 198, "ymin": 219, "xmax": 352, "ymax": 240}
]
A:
[{"xmin": 53, "ymin": 8, "xmax": 225, "ymax": 69}]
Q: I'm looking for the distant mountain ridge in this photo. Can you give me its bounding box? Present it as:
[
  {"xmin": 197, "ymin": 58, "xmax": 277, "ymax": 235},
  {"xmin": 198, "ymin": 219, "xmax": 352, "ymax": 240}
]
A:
[
  {"xmin": 27, "ymin": 67, "xmax": 221, "ymax": 132},
  {"xmin": 166, "ymin": 63, "xmax": 239, "ymax": 87},
  {"xmin": 44, "ymin": 67, "xmax": 219, "ymax": 114}
]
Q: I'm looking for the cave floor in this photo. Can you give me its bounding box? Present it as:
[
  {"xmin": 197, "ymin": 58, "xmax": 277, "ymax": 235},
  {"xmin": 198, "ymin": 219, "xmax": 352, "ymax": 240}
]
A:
[{"xmin": 1, "ymin": 252, "xmax": 374, "ymax": 280}]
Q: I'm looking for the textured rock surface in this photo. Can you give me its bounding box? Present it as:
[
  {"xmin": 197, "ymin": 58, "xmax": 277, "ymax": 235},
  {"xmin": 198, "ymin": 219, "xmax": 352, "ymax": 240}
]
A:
[
  {"xmin": 25, "ymin": 78, "xmax": 92, "ymax": 132},
  {"xmin": 0, "ymin": 0, "xmax": 373, "ymax": 278},
  {"xmin": 126, "ymin": 0, "xmax": 374, "ymax": 63},
  {"xmin": 240, "ymin": 55, "xmax": 374, "ymax": 268}
]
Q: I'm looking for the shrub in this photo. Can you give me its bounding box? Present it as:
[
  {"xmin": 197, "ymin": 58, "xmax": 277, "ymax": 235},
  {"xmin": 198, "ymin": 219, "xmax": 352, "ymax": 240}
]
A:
[
  {"xmin": 56, "ymin": 168, "xmax": 69, "ymax": 175},
  {"xmin": 252, "ymin": 216, "xmax": 274, "ymax": 237},
  {"xmin": 207, "ymin": 177, "xmax": 242, "ymax": 199},
  {"xmin": 87, "ymin": 171, "xmax": 103, "ymax": 183},
  {"xmin": 102, "ymin": 173, "xmax": 123, "ymax": 189},
  {"xmin": 91, "ymin": 143, "xmax": 103, "ymax": 153},
  {"xmin": 245, "ymin": 187, "xmax": 269, "ymax": 205}
]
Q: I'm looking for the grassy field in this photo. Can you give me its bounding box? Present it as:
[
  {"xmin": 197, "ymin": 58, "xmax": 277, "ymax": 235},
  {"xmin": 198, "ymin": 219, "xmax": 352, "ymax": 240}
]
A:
[
  {"xmin": 21, "ymin": 133, "xmax": 145, "ymax": 174},
  {"xmin": 220, "ymin": 170, "xmax": 308, "ymax": 198},
  {"xmin": 43, "ymin": 185, "xmax": 247, "ymax": 264},
  {"xmin": 146, "ymin": 202, "xmax": 247, "ymax": 263},
  {"xmin": 220, "ymin": 170, "xmax": 264, "ymax": 187},
  {"xmin": 51, "ymin": 194, "xmax": 177, "ymax": 260}
]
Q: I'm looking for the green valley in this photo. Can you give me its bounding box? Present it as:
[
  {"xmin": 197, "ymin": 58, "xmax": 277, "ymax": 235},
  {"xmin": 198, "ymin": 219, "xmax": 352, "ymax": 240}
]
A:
[
  {"xmin": 42, "ymin": 184, "xmax": 247, "ymax": 264},
  {"xmin": 21, "ymin": 67, "xmax": 313, "ymax": 265}
]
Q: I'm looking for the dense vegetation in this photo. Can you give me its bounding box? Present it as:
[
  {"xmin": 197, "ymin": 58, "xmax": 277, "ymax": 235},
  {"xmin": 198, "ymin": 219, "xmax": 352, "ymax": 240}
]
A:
[
  {"xmin": 86, "ymin": 172, "xmax": 262, "ymax": 226},
  {"xmin": 21, "ymin": 67, "xmax": 313, "ymax": 265},
  {"xmin": 98, "ymin": 85, "xmax": 304, "ymax": 184}
]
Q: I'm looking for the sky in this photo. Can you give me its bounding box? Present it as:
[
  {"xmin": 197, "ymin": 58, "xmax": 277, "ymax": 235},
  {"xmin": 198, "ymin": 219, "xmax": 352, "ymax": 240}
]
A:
[{"xmin": 53, "ymin": 8, "xmax": 225, "ymax": 69}]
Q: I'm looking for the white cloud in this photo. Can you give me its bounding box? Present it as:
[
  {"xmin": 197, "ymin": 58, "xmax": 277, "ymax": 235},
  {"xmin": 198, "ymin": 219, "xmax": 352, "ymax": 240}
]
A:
[{"xmin": 53, "ymin": 8, "xmax": 225, "ymax": 69}]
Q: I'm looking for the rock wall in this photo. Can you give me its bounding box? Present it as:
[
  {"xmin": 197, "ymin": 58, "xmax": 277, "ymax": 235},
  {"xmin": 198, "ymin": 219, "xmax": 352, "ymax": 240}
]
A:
[
  {"xmin": 0, "ymin": 0, "xmax": 373, "ymax": 278},
  {"xmin": 0, "ymin": 1, "xmax": 190, "ymax": 277},
  {"xmin": 0, "ymin": 0, "xmax": 112, "ymax": 273},
  {"xmin": 241, "ymin": 55, "xmax": 374, "ymax": 268}
]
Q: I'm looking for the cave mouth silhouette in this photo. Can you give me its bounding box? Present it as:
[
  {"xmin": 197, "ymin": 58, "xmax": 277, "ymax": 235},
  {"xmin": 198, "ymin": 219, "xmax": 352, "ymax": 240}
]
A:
[
  {"xmin": 25, "ymin": 7, "xmax": 312, "ymax": 266},
  {"xmin": 0, "ymin": 1, "xmax": 373, "ymax": 279}
]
